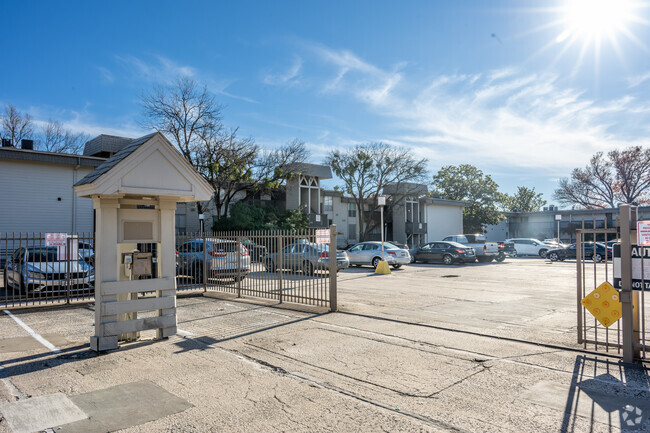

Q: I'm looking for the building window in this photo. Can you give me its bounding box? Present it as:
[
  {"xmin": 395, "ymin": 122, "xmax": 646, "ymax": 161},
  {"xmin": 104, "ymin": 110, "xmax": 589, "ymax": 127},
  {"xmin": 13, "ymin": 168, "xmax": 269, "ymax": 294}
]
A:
[
  {"xmin": 348, "ymin": 203, "xmax": 356, "ymax": 218},
  {"xmin": 348, "ymin": 224, "xmax": 357, "ymax": 240},
  {"xmin": 323, "ymin": 196, "xmax": 333, "ymax": 212}
]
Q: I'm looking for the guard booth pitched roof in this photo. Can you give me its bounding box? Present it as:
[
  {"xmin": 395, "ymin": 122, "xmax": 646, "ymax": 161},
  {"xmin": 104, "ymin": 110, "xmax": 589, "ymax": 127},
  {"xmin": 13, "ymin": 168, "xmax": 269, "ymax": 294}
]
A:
[{"xmin": 74, "ymin": 132, "xmax": 213, "ymax": 202}]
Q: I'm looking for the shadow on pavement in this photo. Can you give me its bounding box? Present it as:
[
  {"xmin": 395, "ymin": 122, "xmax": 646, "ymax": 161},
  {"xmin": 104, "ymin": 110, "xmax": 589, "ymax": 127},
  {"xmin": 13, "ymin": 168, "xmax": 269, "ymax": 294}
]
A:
[{"xmin": 561, "ymin": 355, "xmax": 650, "ymax": 432}]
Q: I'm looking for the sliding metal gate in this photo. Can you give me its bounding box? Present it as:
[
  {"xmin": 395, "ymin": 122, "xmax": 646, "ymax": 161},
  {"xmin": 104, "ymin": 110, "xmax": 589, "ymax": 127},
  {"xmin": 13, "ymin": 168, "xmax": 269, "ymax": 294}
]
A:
[
  {"xmin": 1, "ymin": 226, "xmax": 339, "ymax": 312},
  {"xmin": 176, "ymin": 226, "xmax": 338, "ymax": 311},
  {"xmin": 577, "ymin": 205, "xmax": 650, "ymax": 362}
]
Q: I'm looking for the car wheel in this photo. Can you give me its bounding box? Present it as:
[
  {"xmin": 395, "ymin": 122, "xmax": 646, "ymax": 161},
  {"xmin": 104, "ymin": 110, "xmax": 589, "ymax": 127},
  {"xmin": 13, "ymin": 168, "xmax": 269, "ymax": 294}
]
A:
[
  {"xmin": 593, "ymin": 253, "xmax": 603, "ymax": 263},
  {"xmin": 539, "ymin": 249, "xmax": 548, "ymax": 258},
  {"xmin": 19, "ymin": 275, "xmax": 26, "ymax": 294},
  {"xmin": 442, "ymin": 254, "xmax": 453, "ymax": 265},
  {"xmin": 3, "ymin": 270, "xmax": 8, "ymax": 290},
  {"xmin": 266, "ymin": 260, "xmax": 277, "ymax": 272},
  {"xmin": 234, "ymin": 274, "xmax": 246, "ymax": 283},
  {"xmin": 372, "ymin": 257, "xmax": 381, "ymax": 268},
  {"xmin": 511, "ymin": 250, "xmax": 518, "ymax": 257},
  {"xmin": 548, "ymin": 252, "xmax": 559, "ymax": 261},
  {"xmin": 496, "ymin": 252, "xmax": 506, "ymax": 262},
  {"xmin": 392, "ymin": 264, "xmax": 402, "ymax": 269},
  {"xmin": 302, "ymin": 261, "xmax": 314, "ymax": 276}
]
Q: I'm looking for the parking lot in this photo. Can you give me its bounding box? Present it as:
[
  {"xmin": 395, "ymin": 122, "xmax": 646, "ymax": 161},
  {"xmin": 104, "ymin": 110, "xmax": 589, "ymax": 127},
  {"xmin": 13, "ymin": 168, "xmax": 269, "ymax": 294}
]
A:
[{"xmin": 1, "ymin": 258, "xmax": 649, "ymax": 432}]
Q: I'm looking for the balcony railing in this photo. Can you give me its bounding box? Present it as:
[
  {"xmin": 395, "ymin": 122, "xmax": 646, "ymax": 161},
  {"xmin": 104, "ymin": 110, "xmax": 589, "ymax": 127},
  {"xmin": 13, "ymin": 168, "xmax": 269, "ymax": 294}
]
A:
[{"xmin": 405, "ymin": 221, "xmax": 427, "ymax": 234}]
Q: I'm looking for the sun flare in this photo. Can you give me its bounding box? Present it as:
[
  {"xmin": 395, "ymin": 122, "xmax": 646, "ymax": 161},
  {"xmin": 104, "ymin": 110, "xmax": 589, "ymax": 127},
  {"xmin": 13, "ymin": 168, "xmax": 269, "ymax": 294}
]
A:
[{"xmin": 557, "ymin": 0, "xmax": 637, "ymax": 43}]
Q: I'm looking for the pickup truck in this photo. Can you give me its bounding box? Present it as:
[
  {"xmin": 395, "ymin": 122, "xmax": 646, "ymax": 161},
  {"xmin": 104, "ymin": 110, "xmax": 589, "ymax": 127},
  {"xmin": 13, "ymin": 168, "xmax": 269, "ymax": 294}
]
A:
[{"xmin": 442, "ymin": 234, "xmax": 499, "ymax": 262}]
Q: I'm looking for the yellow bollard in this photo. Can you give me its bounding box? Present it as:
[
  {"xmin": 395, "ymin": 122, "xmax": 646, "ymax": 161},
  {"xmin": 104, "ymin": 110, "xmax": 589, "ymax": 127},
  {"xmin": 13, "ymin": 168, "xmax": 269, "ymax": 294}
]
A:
[{"xmin": 374, "ymin": 260, "xmax": 391, "ymax": 275}]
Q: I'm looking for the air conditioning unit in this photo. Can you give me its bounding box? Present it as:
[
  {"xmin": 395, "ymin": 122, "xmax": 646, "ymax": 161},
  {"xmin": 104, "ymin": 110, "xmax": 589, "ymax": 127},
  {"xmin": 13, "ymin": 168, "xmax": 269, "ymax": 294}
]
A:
[
  {"xmin": 1, "ymin": 138, "xmax": 12, "ymax": 147},
  {"xmin": 21, "ymin": 139, "xmax": 34, "ymax": 150}
]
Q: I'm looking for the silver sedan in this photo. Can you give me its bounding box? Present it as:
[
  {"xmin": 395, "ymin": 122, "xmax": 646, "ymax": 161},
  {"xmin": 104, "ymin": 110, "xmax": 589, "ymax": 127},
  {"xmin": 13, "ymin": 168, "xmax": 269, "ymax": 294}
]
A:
[{"xmin": 345, "ymin": 242, "xmax": 411, "ymax": 269}]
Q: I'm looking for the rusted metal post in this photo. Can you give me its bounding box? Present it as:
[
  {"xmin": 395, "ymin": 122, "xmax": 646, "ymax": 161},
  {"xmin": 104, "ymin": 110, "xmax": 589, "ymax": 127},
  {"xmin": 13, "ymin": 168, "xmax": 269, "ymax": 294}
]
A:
[
  {"xmin": 576, "ymin": 230, "xmax": 583, "ymax": 344},
  {"xmin": 236, "ymin": 234, "xmax": 241, "ymax": 298},
  {"xmin": 277, "ymin": 233, "xmax": 283, "ymax": 304},
  {"xmin": 329, "ymin": 224, "xmax": 337, "ymax": 312},
  {"xmin": 203, "ymin": 234, "xmax": 208, "ymax": 292}
]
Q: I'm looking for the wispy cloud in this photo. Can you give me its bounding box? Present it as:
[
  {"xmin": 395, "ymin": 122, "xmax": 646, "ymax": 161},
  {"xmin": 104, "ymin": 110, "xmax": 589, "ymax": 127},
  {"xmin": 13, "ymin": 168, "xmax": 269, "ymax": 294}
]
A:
[
  {"xmin": 27, "ymin": 105, "xmax": 144, "ymax": 138},
  {"xmin": 263, "ymin": 56, "xmax": 303, "ymax": 85},
  {"xmin": 294, "ymin": 44, "xmax": 650, "ymax": 174},
  {"xmin": 114, "ymin": 54, "xmax": 257, "ymax": 103},
  {"xmin": 307, "ymin": 43, "xmax": 403, "ymax": 106},
  {"xmin": 627, "ymin": 71, "xmax": 650, "ymax": 88},
  {"xmin": 96, "ymin": 66, "xmax": 114, "ymax": 83}
]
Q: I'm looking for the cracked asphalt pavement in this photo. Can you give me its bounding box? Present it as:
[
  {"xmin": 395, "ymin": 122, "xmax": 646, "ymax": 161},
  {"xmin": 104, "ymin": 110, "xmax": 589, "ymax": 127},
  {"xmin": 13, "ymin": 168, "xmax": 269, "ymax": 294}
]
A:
[{"xmin": 1, "ymin": 258, "xmax": 650, "ymax": 432}]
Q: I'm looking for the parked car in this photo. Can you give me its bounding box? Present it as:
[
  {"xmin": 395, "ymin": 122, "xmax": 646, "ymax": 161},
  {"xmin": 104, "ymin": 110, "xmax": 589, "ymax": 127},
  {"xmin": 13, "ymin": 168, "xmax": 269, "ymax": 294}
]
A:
[
  {"xmin": 265, "ymin": 242, "xmax": 349, "ymax": 274},
  {"xmin": 506, "ymin": 238, "xmax": 551, "ymax": 257},
  {"xmin": 442, "ymin": 234, "xmax": 499, "ymax": 262},
  {"xmin": 412, "ymin": 241, "xmax": 476, "ymax": 265},
  {"xmin": 3, "ymin": 246, "xmax": 94, "ymax": 294},
  {"xmin": 495, "ymin": 241, "xmax": 515, "ymax": 262},
  {"xmin": 78, "ymin": 241, "xmax": 94, "ymax": 265},
  {"xmin": 346, "ymin": 241, "xmax": 411, "ymax": 269},
  {"xmin": 177, "ymin": 238, "xmax": 251, "ymax": 282},
  {"xmin": 546, "ymin": 242, "xmax": 612, "ymax": 262},
  {"xmin": 240, "ymin": 238, "xmax": 268, "ymax": 262}
]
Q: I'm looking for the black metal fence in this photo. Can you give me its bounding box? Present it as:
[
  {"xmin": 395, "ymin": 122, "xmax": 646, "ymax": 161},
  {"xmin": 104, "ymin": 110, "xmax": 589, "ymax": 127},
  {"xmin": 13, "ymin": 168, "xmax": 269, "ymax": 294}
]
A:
[
  {"xmin": 1, "ymin": 228, "xmax": 337, "ymax": 311},
  {"xmin": 1, "ymin": 232, "xmax": 95, "ymax": 307},
  {"xmin": 176, "ymin": 228, "xmax": 337, "ymax": 309}
]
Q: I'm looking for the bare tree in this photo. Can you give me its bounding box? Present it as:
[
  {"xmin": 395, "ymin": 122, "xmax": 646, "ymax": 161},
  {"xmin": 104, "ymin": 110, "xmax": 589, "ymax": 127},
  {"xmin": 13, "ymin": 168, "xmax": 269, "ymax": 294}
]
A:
[
  {"xmin": 554, "ymin": 146, "xmax": 650, "ymax": 208},
  {"xmin": 326, "ymin": 142, "xmax": 428, "ymax": 241},
  {"xmin": 142, "ymin": 77, "xmax": 309, "ymax": 218},
  {"xmin": 141, "ymin": 77, "xmax": 223, "ymax": 214},
  {"xmin": 1, "ymin": 104, "xmax": 34, "ymax": 146},
  {"xmin": 198, "ymin": 134, "xmax": 309, "ymax": 219},
  {"xmin": 39, "ymin": 119, "xmax": 88, "ymax": 154}
]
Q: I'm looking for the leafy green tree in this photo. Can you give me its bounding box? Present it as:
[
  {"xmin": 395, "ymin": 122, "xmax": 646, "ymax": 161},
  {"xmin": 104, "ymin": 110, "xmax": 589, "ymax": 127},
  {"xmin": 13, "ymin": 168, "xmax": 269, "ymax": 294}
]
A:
[
  {"xmin": 502, "ymin": 186, "xmax": 547, "ymax": 212},
  {"xmin": 431, "ymin": 164, "xmax": 503, "ymax": 233},
  {"xmin": 325, "ymin": 142, "xmax": 428, "ymax": 241}
]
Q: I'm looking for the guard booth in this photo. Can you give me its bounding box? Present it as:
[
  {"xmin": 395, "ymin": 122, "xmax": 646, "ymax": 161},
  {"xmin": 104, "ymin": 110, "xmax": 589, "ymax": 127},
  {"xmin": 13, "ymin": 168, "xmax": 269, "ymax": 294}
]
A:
[{"xmin": 74, "ymin": 132, "xmax": 213, "ymax": 351}]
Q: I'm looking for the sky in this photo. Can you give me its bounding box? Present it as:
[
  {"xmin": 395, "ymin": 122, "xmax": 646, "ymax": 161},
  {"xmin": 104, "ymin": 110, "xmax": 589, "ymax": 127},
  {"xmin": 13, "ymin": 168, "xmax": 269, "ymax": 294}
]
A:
[{"xmin": 2, "ymin": 0, "xmax": 650, "ymax": 207}]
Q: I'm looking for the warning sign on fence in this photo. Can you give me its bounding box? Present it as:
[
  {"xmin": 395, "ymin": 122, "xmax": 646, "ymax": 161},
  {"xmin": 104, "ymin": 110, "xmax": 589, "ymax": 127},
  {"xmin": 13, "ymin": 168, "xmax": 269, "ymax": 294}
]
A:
[
  {"xmin": 638, "ymin": 221, "xmax": 650, "ymax": 246},
  {"xmin": 315, "ymin": 229, "xmax": 329, "ymax": 244},
  {"xmin": 45, "ymin": 233, "xmax": 78, "ymax": 260}
]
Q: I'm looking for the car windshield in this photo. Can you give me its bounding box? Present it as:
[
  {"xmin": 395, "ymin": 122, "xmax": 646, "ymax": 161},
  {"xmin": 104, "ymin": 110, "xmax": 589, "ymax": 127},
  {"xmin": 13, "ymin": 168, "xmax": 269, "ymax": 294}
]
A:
[
  {"xmin": 27, "ymin": 248, "xmax": 59, "ymax": 262},
  {"xmin": 26, "ymin": 247, "xmax": 84, "ymax": 262}
]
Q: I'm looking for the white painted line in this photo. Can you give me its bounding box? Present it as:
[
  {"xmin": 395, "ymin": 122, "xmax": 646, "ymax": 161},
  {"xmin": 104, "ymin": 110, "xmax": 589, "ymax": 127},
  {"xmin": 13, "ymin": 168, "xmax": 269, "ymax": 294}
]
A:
[
  {"xmin": 3, "ymin": 310, "xmax": 61, "ymax": 353},
  {"xmin": 176, "ymin": 329, "xmax": 195, "ymax": 337}
]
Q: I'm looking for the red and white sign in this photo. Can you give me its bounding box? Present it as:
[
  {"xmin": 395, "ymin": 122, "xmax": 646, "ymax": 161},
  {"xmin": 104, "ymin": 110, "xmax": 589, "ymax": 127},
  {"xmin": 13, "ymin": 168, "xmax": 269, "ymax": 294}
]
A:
[
  {"xmin": 45, "ymin": 233, "xmax": 67, "ymax": 247},
  {"xmin": 315, "ymin": 229, "xmax": 329, "ymax": 244},
  {"xmin": 637, "ymin": 221, "xmax": 650, "ymax": 246},
  {"xmin": 45, "ymin": 233, "xmax": 78, "ymax": 260}
]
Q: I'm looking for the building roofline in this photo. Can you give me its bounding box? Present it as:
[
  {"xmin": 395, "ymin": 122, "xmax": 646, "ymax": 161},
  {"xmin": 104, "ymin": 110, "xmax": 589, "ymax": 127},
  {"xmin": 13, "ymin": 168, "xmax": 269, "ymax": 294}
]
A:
[
  {"xmin": 421, "ymin": 197, "xmax": 468, "ymax": 207},
  {"xmin": 0, "ymin": 147, "xmax": 107, "ymax": 167},
  {"xmin": 504, "ymin": 206, "xmax": 650, "ymax": 217}
]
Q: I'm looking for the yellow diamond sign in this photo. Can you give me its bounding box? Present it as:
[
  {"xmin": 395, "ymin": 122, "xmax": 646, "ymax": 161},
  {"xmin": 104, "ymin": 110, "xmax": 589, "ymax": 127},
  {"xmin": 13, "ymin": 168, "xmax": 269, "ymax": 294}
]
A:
[{"xmin": 581, "ymin": 282, "xmax": 622, "ymax": 328}]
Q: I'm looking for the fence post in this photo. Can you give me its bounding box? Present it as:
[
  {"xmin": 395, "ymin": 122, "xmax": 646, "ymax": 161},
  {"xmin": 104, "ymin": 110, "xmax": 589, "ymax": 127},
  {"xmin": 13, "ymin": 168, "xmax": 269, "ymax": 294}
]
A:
[
  {"xmin": 620, "ymin": 204, "xmax": 640, "ymax": 362},
  {"xmin": 277, "ymin": 233, "xmax": 283, "ymax": 304},
  {"xmin": 236, "ymin": 234, "xmax": 241, "ymax": 298},
  {"xmin": 576, "ymin": 230, "xmax": 583, "ymax": 344},
  {"xmin": 202, "ymin": 234, "xmax": 208, "ymax": 292},
  {"xmin": 329, "ymin": 224, "xmax": 337, "ymax": 312}
]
